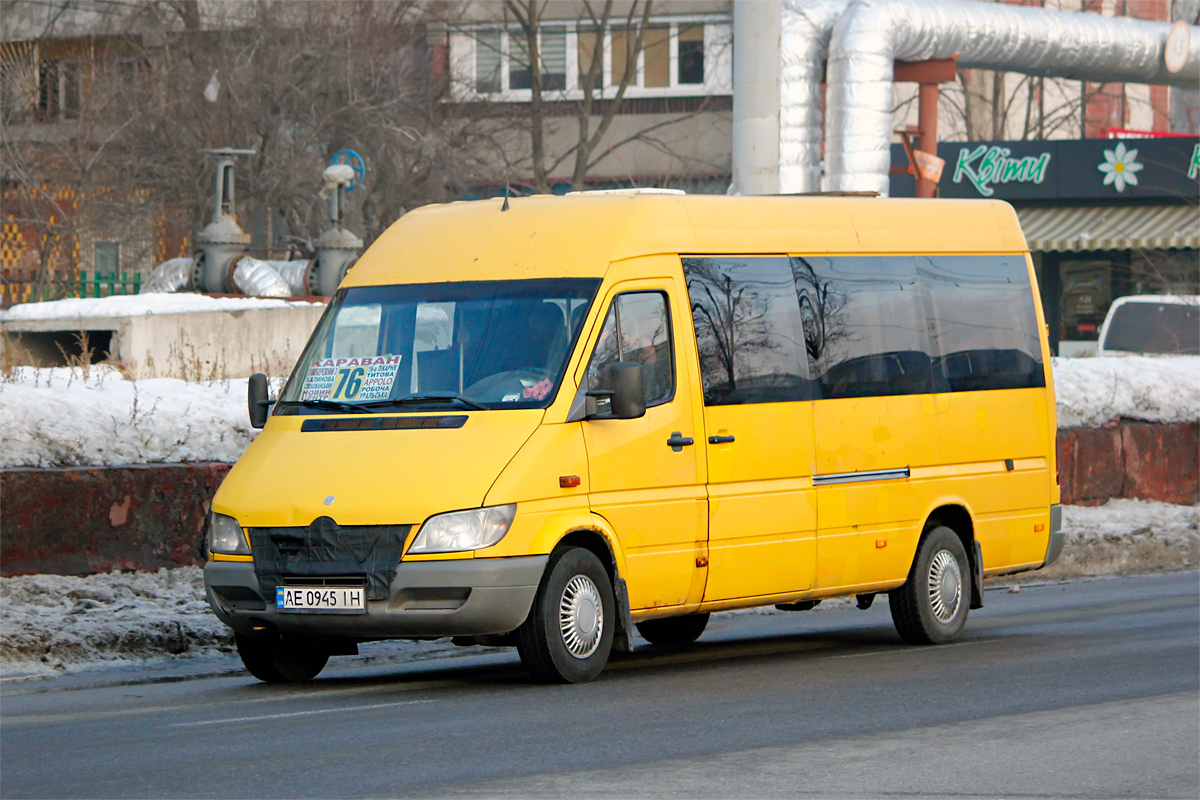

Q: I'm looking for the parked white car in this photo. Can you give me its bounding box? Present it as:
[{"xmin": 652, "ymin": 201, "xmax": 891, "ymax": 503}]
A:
[{"xmin": 1096, "ymin": 295, "xmax": 1199, "ymax": 356}]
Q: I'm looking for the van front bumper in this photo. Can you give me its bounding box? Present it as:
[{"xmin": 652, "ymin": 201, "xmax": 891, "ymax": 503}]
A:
[{"xmin": 204, "ymin": 555, "xmax": 548, "ymax": 639}]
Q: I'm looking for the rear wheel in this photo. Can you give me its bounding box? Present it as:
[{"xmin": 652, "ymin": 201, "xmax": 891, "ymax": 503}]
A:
[
  {"xmin": 636, "ymin": 613, "xmax": 710, "ymax": 646},
  {"xmin": 517, "ymin": 547, "xmax": 615, "ymax": 684},
  {"xmin": 235, "ymin": 632, "xmax": 330, "ymax": 683},
  {"xmin": 889, "ymin": 526, "xmax": 971, "ymax": 645}
]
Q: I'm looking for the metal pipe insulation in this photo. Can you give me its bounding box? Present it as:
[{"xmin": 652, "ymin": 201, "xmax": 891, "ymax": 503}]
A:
[
  {"xmin": 825, "ymin": 0, "xmax": 1200, "ymax": 194},
  {"xmin": 140, "ymin": 257, "xmax": 196, "ymax": 294},
  {"xmin": 780, "ymin": 0, "xmax": 849, "ymax": 194},
  {"xmin": 231, "ymin": 257, "xmax": 297, "ymax": 298}
]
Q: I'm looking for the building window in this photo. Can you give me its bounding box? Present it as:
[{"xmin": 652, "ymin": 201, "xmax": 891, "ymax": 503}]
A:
[
  {"xmin": 678, "ymin": 24, "xmax": 704, "ymax": 85},
  {"xmin": 94, "ymin": 242, "xmax": 120, "ymax": 273},
  {"xmin": 0, "ymin": 60, "xmax": 29, "ymax": 123},
  {"xmin": 37, "ymin": 58, "xmax": 83, "ymax": 121},
  {"xmin": 510, "ymin": 25, "xmax": 566, "ymax": 91},
  {"xmin": 454, "ymin": 17, "xmax": 727, "ymax": 101}
]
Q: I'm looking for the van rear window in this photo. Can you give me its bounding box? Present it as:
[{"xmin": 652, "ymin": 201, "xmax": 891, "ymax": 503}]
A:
[{"xmin": 1101, "ymin": 302, "xmax": 1199, "ymax": 355}]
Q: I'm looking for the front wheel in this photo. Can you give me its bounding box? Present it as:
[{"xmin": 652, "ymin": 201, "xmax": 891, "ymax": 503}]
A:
[
  {"xmin": 517, "ymin": 547, "xmax": 615, "ymax": 683},
  {"xmin": 235, "ymin": 632, "xmax": 330, "ymax": 683},
  {"xmin": 889, "ymin": 526, "xmax": 971, "ymax": 645},
  {"xmin": 636, "ymin": 613, "xmax": 710, "ymax": 646}
]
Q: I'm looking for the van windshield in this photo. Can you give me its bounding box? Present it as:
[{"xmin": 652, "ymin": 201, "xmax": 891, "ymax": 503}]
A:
[
  {"xmin": 278, "ymin": 279, "xmax": 601, "ymax": 412},
  {"xmin": 1101, "ymin": 301, "xmax": 1199, "ymax": 355}
]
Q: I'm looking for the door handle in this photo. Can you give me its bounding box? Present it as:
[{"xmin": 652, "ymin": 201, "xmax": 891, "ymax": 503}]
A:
[
  {"xmin": 667, "ymin": 432, "xmax": 695, "ymax": 452},
  {"xmin": 708, "ymin": 434, "xmax": 736, "ymax": 444}
]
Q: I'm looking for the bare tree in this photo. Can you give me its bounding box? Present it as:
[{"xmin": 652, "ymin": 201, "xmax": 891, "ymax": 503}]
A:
[
  {"xmin": 2, "ymin": 0, "xmax": 505, "ymax": 302},
  {"xmin": 444, "ymin": 0, "xmax": 720, "ymax": 193}
]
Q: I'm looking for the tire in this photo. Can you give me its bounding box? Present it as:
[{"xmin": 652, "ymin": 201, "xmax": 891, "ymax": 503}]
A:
[
  {"xmin": 889, "ymin": 526, "xmax": 971, "ymax": 645},
  {"xmin": 636, "ymin": 613, "xmax": 710, "ymax": 646},
  {"xmin": 235, "ymin": 632, "xmax": 330, "ymax": 683},
  {"xmin": 517, "ymin": 547, "xmax": 615, "ymax": 684}
]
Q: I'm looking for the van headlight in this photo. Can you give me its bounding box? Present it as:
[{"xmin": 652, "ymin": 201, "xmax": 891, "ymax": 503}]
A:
[
  {"xmin": 408, "ymin": 504, "xmax": 516, "ymax": 554},
  {"xmin": 209, "ymin": 513, "xmax": 250, "ymax": 555}
]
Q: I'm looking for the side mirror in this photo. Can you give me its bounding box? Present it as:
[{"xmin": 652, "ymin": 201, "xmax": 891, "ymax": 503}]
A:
[
  {"xmin": 248, "ymin": 372, "xmax": 271, "ymax": 429},
  {"xmin": 586, "ymin": 362, "xmax": 645, "ymax": 420}
]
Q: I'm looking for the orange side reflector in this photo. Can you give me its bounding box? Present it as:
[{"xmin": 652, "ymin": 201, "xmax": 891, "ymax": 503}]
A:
[
  {"xmin": 875, "ymin": 539, "xmax": 887, "ymax": 549},
  {"xmin": 1034, "ymin": 523, "xmax": 1045, "ymax": 532},
  {"xmin": 559, "ymin": 475, "xmax": 581, "ymax": 488}
]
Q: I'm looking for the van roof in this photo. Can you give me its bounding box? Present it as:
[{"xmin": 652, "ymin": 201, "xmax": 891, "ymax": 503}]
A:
[{"xmin": 344, "ymin": 194, "xmax": 1029, "ymax": 287}]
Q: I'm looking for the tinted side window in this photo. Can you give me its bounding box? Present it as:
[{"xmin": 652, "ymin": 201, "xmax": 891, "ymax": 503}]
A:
[
  {"xmin": 918, "ymin": 255, "xmax": 1045, "ymax": 391},
  {"xmin": 585, "ymin": 292, "xmax": 675, "ymax": 408},
  {"xmin": 793, "ymin": 256, "xmax": 934, "ymax": 399},
  {"xmin": 683, "ymin": 257, "xmax": 812, "ymax": 405}
]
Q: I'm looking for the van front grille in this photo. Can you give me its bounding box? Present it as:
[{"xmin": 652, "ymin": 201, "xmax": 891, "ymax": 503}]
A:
[{"xmin": 248, "ymin": 518, "xmax": 412, "ymax": 601}]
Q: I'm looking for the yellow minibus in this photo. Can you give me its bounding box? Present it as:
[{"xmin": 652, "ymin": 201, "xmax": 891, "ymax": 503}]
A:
[{"xmin": 204, "ymin": 193, "xmax": 1062, "ymax": 683}]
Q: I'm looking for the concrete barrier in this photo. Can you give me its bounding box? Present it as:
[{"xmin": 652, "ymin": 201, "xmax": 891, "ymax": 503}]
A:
[
  {"xmin": 1, "ymin": 463, "xmax": 229, "ymax": 576},
  {"xmin": 1, "ymin": 303, "xmax": 326, "ymax": 380},
  {"xmin": 1057, "ymin": 420, "xmax": 1199, "ymax": 506},
  {"xmin": 2, "ymin": 420, "xmax": 1196, "ymax": 576}
]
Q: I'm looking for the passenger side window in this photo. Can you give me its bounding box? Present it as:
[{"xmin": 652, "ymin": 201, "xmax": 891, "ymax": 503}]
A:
[
  {"xmin": 584, "ymin": 292, "xmax": 675, "ymax": 409},
  {"xmin": 918, "ymin": 255, "xmax": 1045, "ymax": 391},
  {"xmin": 794, "ymin": 256, "xmax": 935, "ymax": 399},
  {"xmin": 684, "ymin": 257, "xmax": 812, "ymax": 405}
]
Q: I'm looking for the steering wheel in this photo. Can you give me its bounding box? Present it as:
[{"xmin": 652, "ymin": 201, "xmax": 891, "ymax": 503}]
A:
[
  {"xmin": 465, "ymin": 369, "xmax": 551, "ymax": 401},
  {"xmin": 330, "ymin": 150, "xmax": 366, "ymax": 192}
]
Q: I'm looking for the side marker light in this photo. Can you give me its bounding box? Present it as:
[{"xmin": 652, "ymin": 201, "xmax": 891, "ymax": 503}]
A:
[{"xmin": 559, "ymin": 475, "xmax": 581, "ymax": 488}]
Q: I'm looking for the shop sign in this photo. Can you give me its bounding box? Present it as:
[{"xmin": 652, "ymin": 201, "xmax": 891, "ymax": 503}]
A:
[
  {"xmin": 1096, "ymin": 142, "xmax": 1144, "ymax": 193},
  {"xmin": 952, "ymin": 145, "xmax": 1051, "ymax": 196},
  {"xmin": 891, "ymin": 136, "xmax": 1200, "ymax": 201}
]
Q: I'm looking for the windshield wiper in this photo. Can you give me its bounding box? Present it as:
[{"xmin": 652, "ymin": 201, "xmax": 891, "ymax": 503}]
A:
[
  {"xmin": 358, "ymin": 394, "xmax": 487, "ymax": 411},
  {"xmin": 288, "ymin": 398, "xmax": 360, "ymax": 412}
]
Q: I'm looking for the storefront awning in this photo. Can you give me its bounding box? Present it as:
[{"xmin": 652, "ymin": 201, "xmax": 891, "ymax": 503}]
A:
[{"xmin": 1016, "ymin": 204, "xmax": 1199, "ymax": 253}]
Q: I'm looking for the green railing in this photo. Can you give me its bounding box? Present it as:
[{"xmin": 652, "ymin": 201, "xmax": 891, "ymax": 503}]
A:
[
  {"xmin": 77, "ymin": 270, "xmax": 141, "ymax": 298},
  {"xmin": 1, "ymin": 269, "xmax": 141, "ymax": 308}
]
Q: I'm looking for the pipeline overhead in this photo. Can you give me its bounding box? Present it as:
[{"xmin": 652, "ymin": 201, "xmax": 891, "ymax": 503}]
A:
[
  {"xmin": 825, "ymin": 0, "xmax": 1200, "ymax": 194},
  {"xmin": 780, "ymin": 0, "xmax": 850, "ymax": 194}
]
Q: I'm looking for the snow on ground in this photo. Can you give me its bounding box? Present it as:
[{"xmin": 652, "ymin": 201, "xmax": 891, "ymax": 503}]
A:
[
  {"xmin": 2, "ymin": 357, "xmax": 1198, "ymax": 469},
  {"xmin": 1052, "ymin": 356, "xmax": 1200, "ymax": 428},
  {"xmin": 0, "ymin": 366, "xmax": 284, "ymax": 468},
  {"xmin": 0, "ymin": 499, "xmax": 1193, "ymax": 681},
  {"xmin": 0, "ymin": 293, "xmax": 322, "ymax": 322}
]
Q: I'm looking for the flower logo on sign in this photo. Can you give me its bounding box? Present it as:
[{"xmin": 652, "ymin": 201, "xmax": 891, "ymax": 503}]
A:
[{"xmin": 1097, "ymin": 142, "xmax": 1144, "ymax": 193}]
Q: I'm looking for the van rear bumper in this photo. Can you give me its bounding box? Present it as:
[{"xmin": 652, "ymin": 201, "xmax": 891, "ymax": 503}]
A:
[
  {"xmin": 204, "ymin": 556, "xmax": 547, "ymax": 639},
  {"xmin": 1042, "ymin": 504, "xmax": 1065, "ymax": 568}
]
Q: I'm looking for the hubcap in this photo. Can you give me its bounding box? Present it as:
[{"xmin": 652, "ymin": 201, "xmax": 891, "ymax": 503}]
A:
[
  {"xmin": 559, "ymin": 574, "xmax": 603, "ymax": 659},
  {"xmin": 927, "ymin": 549, "xmax": 962, "ymax": 623}
]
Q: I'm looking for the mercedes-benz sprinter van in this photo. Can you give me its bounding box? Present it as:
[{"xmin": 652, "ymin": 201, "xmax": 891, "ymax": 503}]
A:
[{"xmin": 205, "ymin": 193, "xmax": 1062, "ymax": 683}]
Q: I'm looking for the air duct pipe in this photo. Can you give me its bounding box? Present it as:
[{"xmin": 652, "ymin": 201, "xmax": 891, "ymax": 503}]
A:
[
  {"xmin": 731, "ymin": 0, "xmax": 783, "ymax": 195},
  {"xmin": 780, "ymin": 0, "xmax": 849, "ymax": 194},
  {"xmin": 195, "ymin": 148, "xmax": 256, "ymax": 291},
  {"xmin": 313, "ymin": 163, "xmax": 363, "ymax": 297},
  {"xmin": 826, "ymin": 0, "xmax": 1200, "ymax": 194}
]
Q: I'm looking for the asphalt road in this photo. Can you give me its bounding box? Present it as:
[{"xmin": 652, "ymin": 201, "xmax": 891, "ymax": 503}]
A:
[{"xmin": 2, "ymin": 571, "xmax": 1197, "ymax": 799}]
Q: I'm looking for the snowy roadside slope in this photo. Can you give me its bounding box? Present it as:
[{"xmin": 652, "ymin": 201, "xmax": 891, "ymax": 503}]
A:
[
  {"xmin": 0, "ymin": 366, "xmax": 278, "ymax": 468},
  {"xmin": 1053, "ymin": 356, "xmax": 1200, "ymax": 428},
  {"xmin": 0, "ymin": 292, "xmax": 322, "ymax": 320},
  {"xmin": 1, "ymin": 499, "xmax": 1194, "ymax": 680},
  {"xmin": 2, "ymin": 357, "xmax": 1198, "ymax": 469}
]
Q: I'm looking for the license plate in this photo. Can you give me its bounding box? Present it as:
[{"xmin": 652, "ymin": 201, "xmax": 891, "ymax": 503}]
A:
[{"xmin": 276, "ymin": 586, "xmax": 366, "ymax": 614}]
